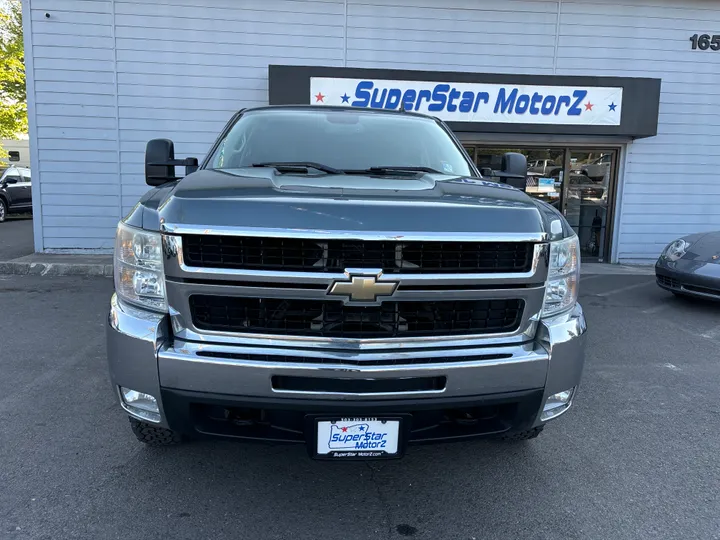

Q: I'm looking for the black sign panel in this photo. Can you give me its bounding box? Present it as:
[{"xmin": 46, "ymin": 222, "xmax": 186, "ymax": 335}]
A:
[{"xmin": 269, "ymin": 65, "xmax": 661, "ymax": 139}]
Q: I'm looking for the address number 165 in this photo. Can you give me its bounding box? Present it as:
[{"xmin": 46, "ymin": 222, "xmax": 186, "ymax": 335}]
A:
[{"xmin": 690, "ymin": 34, "xmax": 720, "ymax": 50}]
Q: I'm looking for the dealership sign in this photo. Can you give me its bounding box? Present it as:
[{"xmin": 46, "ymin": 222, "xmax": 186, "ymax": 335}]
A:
[{"xmin": 309, "ymin": 77, "xmax": 623, "ymax": 126}]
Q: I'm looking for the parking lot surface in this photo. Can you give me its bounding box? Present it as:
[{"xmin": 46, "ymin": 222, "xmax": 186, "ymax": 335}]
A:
[
  {"xmin": 1, "ymin": 274, "xmax": 719, "ymax": 540},
  {"xmin": 0, "ymin": 216, "xmax": 33, "ymax": 261}
]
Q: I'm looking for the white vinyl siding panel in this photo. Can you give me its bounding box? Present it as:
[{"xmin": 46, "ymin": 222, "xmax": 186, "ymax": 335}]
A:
[
  {"xmin": 346, "ymin": 0, "xmax": 559, "ymax": 73},
  {"xmin": 556, "ymin": 0, "xmax": 720, "ymax": 262},
  {"xmin": 28, "ymin": 0, "xmax": 117, "ymax": 250}
]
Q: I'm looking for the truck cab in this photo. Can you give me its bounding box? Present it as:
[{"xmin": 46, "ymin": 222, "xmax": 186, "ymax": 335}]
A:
[{"xmin": 106, "ymin": 106, "xmax": 586, "ymax": 459}]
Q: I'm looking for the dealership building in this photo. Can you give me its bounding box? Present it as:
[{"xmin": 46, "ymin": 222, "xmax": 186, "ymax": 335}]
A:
[{"xmin": 22, "ymin": 0, "xmax": 720, "ymax": 263}]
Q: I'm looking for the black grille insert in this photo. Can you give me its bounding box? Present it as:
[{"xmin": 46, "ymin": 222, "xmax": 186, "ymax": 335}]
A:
[
  {"xmin": 657, "ymin": 275, "xmax": 680, "ymax": 289},
  {"xmin": 271, "ymin": 375, "xmax": 446, "ymax": 394},
  {"xmin": 189, "ymin": 295, "xmax": 524, "ymax": 338},
  {"xmin": 682, "ymin": 283, "xmax": 720, "ymax": 297},
  {"xmin": 182, "ymin": 236, "xmax": 534, "ymax": 274}
]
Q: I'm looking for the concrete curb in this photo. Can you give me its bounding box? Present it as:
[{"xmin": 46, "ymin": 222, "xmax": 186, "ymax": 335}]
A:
[
  {"xmin": 0, "ymin": 261, "xmax": 113, "ymax": 277},
  {"xmin": 581, "ymin": 264, "xmax": 655, "ymax": 276}
]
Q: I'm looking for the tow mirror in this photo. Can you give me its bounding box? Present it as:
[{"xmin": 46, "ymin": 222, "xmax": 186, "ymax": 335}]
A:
[
  {"xmin": 495, "ymin": 152, "xmax": 528, "ymax": 190},
  {"xmin": 145, "ymin": 139, "xmax": 199, "ymax": 187},
  {"xmin": 502, "ymin": 152, "xmax": 527, "ymax": 178}
]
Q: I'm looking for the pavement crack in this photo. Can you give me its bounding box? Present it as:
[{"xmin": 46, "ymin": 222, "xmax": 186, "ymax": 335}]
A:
[{"xmin": 365, "ymin": 461, "xmax": 393, "ymax": 539}]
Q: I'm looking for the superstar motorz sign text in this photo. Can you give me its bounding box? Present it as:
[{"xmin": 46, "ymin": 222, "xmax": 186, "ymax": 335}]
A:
[{"xmin": 310, "ymin": 77, "xmax": 623, "ymax": 126}]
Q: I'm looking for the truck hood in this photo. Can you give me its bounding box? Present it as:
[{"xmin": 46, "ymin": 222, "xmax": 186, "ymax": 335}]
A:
[{"xmin": 133, "ymin": 168, "xmax": 560, "ymax": 238}]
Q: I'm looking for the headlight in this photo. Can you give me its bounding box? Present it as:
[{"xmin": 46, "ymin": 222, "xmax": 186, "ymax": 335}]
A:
[
  {"xmin": 114, "ymin": 222, "xmax": 167, "ymax": 312},
  {"xmin": 543, "ymin": 235, "xmax": 580, "ymax": 317},
  {"xmin": 661, "ymin": 239, "xmax": 690, "ymax": 262}
]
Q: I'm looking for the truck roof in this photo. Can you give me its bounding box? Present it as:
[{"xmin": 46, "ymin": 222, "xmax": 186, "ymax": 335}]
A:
[{"xmin": 240, "ymin": 104, "xmax": 439, "ymax": 121}]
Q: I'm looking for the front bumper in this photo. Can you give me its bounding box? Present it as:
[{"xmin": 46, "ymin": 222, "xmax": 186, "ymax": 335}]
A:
[
  {"xmin": 107, "ymin": 295, "xmax": 587, "ymax": 442},
  {"xmin": 655, "ymin": 259, "xmax": 720, "ymax": 301}
]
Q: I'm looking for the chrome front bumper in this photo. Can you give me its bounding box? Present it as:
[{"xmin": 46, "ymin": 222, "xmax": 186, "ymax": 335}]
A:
[{"xmin": 107, "ymin": 294, "xmax": 587, "ymax": 431}]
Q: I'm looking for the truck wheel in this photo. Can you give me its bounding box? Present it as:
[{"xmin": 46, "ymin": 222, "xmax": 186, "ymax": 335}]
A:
[
  {"xmin": 499, "ymin": 426, "xmax": 544, "ymax": 441},
  {"xmin": 128, "ymin": 417, "xmax": 183, "ymax": 446}
]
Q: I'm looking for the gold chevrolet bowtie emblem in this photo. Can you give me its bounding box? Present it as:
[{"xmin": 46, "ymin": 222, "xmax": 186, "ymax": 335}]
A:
[{"xmin": 328, "ymin": 273, "xmax": 398, "ymax": 303}]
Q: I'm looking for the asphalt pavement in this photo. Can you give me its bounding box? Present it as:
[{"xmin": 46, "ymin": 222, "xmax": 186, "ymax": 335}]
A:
[
  {"xmin": 0, "ymin": 216, "xmax": 33, "ymax": 260},
  {"xmin": 1, "ymin": 274, "xmax": 719, "ymax": 540}
]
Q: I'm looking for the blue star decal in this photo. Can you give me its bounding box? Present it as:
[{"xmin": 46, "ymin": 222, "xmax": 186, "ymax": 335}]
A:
[
  {"xmin": 359, "ymin": 426, "xmax": 365, "ymax": 431},
  {"xmin": 608, "ymin": 102, "xmax": 617, "ymax": 112},
  {"xmin": 341, "ymin": 93, "xmax": 350, "ymax": 104}
]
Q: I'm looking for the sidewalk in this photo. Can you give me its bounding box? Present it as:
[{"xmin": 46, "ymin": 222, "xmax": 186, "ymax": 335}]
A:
[
  {"xmin": 0, "ymin": 252, "xmax": 654, "ymax": 277},
  {"xmin": 0, "ymin": 253, "xmax": 113, "ymax": 277}
]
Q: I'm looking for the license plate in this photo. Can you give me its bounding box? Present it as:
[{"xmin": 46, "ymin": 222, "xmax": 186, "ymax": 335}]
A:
[{"xmin": 315, "ymin": 417, "xmax": 401, "ymax": 459}]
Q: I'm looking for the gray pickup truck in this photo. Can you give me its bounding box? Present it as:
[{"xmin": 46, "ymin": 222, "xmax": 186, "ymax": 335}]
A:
[{"xmin": 107, "ymin": 105, "xmax": 586, "ymax": 459}]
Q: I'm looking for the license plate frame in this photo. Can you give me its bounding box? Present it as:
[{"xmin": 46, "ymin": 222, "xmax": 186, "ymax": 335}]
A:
[{"xmin": 309, "ymin": 416, "xmax": 409, "ymax": 460}]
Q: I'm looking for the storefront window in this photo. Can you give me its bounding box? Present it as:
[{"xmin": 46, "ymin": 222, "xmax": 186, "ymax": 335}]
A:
[
  {"xmin": 470, "ymin": 147, "xmax": 565, "ymax": 209},
  {"xmin": 463, "ymin": 145, "xmax": 618, "ymax": 262}
]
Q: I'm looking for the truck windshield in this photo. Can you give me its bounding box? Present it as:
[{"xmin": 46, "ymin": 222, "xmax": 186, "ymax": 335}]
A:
[{"xmin": 206, "ymin": 109, "xmax": 474, "ymax": 177}]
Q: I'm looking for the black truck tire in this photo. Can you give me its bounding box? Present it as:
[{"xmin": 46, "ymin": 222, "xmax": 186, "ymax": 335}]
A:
[
  {"xmin": 499, "ymin": 426, "xmax": 544, "ymax": 441},
  {"xmin": 129, "ymin": 417, "xmax": 183, "ymax": 446}
]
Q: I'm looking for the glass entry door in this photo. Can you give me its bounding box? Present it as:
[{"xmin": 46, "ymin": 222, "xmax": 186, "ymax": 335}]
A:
[
  {"xmin": 565, "ymin": 150, "xmax": 618, "ymax": 262},
  {"xmin": 463, "ymin": 145, "xmax": 619, "ymax": 262}
]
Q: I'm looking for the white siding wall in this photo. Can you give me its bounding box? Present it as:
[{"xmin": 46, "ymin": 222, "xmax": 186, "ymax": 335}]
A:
[
  {"xmin": 556, "ymin": 0, "xmax": 720, "ymax": 263},
  {"xmin": 26, "ymin": 0, "xmax": 118, "ymax": 248},
  {"xmin": 25, "ymin": 0, "xmax": 720, "ymax": 262},
  {"xmin": 345, "ymin": 0, "xmax": 560, "ymax": 72}
]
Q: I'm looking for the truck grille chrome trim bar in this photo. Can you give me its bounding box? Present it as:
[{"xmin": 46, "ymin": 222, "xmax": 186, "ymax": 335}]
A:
[
  {"xmin": 160, "ymin": 223, "xmax": 548, "ymax": 243},
  {"xmin": 164, "ymin": 340, "xmax": 545, "ymax": 371}
]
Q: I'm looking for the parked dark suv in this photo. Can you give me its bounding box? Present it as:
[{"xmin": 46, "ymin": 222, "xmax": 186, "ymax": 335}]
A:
[{"xmin": 0, "ymin": 166, "xmax": 32, "ymax": 222}]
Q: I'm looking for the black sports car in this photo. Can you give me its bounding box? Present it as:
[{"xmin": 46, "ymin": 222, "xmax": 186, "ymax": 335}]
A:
[{"xmin": 656, "ymin": 232, "xmax": 720, "ymax": 301}]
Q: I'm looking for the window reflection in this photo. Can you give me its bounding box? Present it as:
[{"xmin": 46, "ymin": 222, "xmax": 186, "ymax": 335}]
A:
[
  {"xmin": 462, "ymin": 145, "xmax": 618, "ymax": 262},
  {"xmin": 567, "ymin": 151, "xmax": 615, "ymax": 261},
  {"xmin": 468, "ymin": 147, "xmax": 564, "ymax": 208}
]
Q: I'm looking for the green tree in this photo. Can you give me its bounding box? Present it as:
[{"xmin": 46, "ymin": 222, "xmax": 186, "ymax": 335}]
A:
[{"xmin": 0, "ymin": 0, "xmax": 26, "ymax": 163}]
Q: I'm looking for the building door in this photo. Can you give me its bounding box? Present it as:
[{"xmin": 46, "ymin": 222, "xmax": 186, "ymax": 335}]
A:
[
  {"xmin": 463, "ymin": 145, "xmax": 619, "ymax": 262},
  {"xmin": 564, "ymin": 149, "xmax": 618, "ymax": 262}
]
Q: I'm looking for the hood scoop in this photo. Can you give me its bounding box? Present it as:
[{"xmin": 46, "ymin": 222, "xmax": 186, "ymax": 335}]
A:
[{"xmin": 271, "ymin": 174, "xmax": 437, "ymax": 192}]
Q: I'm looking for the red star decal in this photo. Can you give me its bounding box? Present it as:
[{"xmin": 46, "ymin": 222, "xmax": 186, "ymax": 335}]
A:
[
  {"xmin": 584, "ymin": 101, "xmax": 594, "ymax": 111},
  {"xmin": 341, "ymin": 427, "xmax": 348, "ymax": 432},
  {"xmin": 315, "ymin": 92, "xmax": 325, "ymax": 103}
]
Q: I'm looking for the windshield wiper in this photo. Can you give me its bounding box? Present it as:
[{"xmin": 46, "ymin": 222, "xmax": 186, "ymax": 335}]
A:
[
  {"xmin": 343, "ymin": 166, "xmax": 444, "ymax": 175},
  {"xmin": 252, "ymin": 162, "xmax": 344, "ymax": 175}
]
